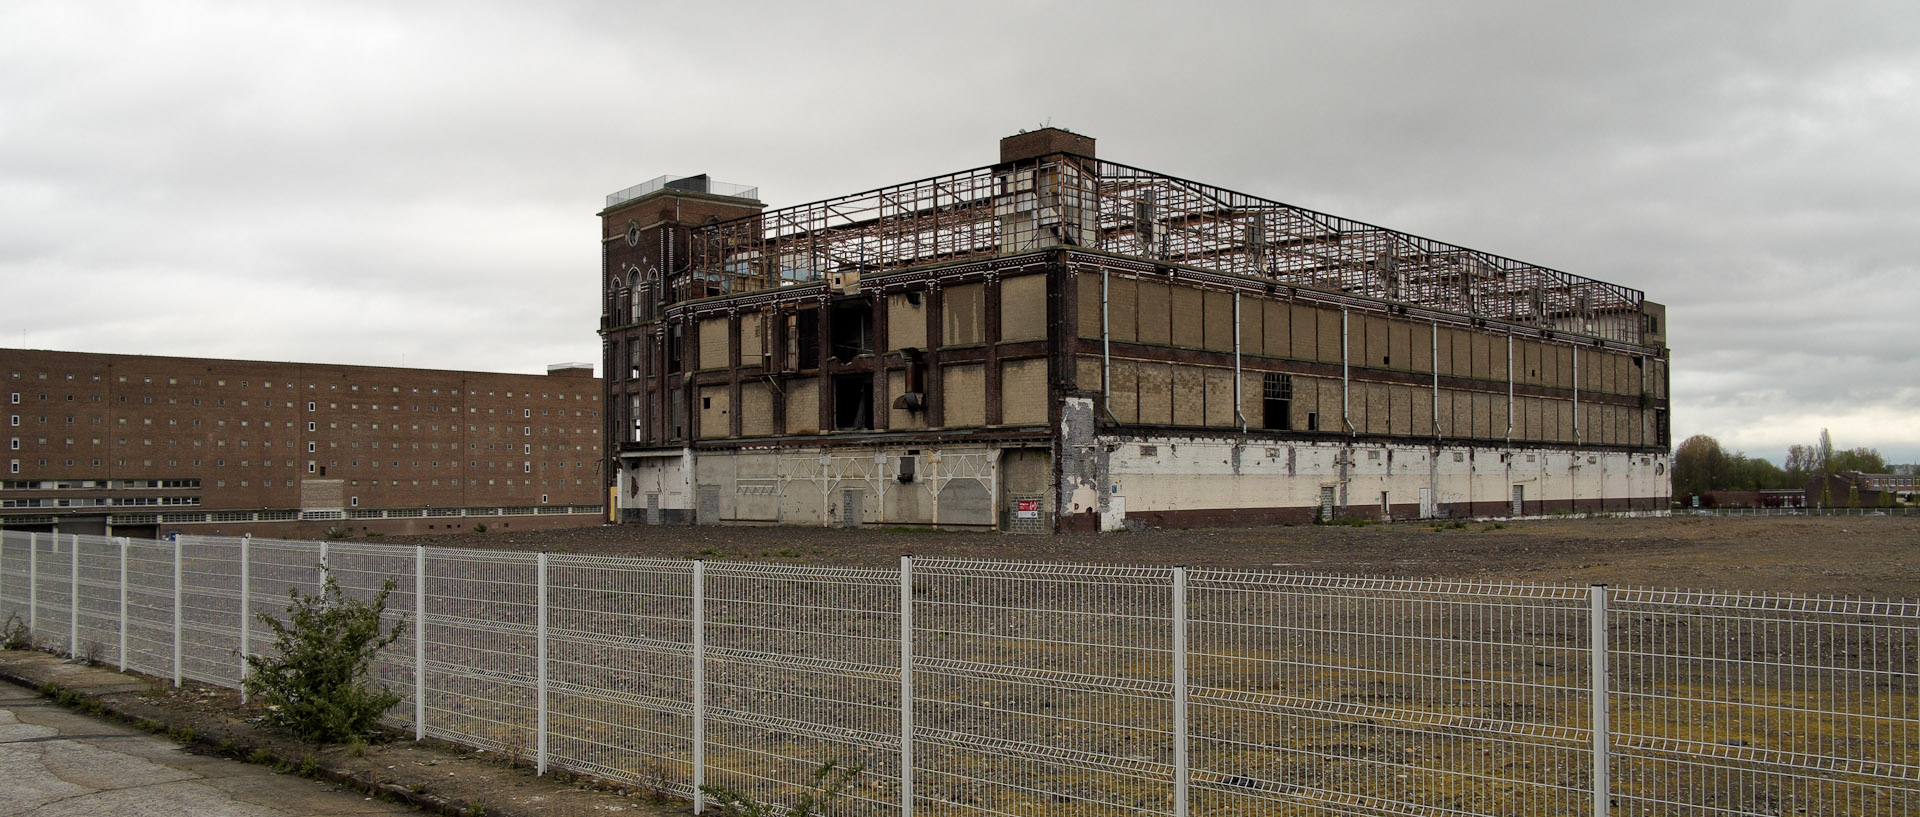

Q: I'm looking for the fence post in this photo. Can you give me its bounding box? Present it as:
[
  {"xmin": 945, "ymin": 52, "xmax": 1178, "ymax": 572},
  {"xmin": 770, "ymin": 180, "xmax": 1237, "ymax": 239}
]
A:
[
  {"xmin": 1589, "ymin": 585, "xmax": 1610, "ymax": 817},
  {"xmin": 900, "ymin": 555, "xmax": 914, "ymax": 817},
  {"xmin": 414, "ymin": 545, "xmax": 427, "ymax": 742},
  {"xmin": 172, "ymin": 533, "xmax": 183, "ymax": 688},
  {"xmin": 239, "ymin": 534, "xmax": 251, "ymax": 700},
  {"xmin": 117, "ymin": 538, "xmax": 127, "ymax": 672},
  {"xmin": 69, "ymin": 535, "xmax": 79, "ymax": 659},
  {"xmin": 27, "ymin": 532, "xmax": 36, "ymax": 640},
  {"xmin": 536, "ymin": 551, "xmax": 549, "ymax": 776},
  {"xmin": 318, "ymin": 540, "xmax": 328, "ymax": 586},
  {"xmin": 1172, "ymin": 566, "xmax": 1189, "ymax": 817},
  {"xmin": 691, "ymin": 560, "xmax": 706, "ymax": 816}
]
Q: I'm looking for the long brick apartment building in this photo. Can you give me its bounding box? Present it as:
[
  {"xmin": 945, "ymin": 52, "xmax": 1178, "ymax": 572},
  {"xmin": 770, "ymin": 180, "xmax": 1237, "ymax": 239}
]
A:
[{"xmin": 3, "ymin": 349, "xmax": 604, "ymax": 538}]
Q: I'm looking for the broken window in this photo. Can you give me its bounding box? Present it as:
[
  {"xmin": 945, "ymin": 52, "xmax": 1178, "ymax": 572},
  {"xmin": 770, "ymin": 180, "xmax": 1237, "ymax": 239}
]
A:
[
  {"xmin": 793, "ymin": 308, "xmax": 820, "ymax": 371},
  {"xmin": 833, "ymin": 374, "xmax": 874, "ymax": 430},
  {"xmin": 1262, "ymin": 373, "xmax": 1293, "ymax": 430},
  {"xmin": 830, "ymin": 300, "xmax": 873, "ymax": 363},
  {"xmin": 666, "ymin": 324, "xmax": 683, "ymax": 374}
]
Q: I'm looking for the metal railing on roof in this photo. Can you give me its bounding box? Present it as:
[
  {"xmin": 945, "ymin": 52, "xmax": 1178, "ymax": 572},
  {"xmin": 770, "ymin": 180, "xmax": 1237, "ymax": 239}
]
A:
[{"xmin": 605, "ymin": 174, "xmax": 760, "ymax": 209}]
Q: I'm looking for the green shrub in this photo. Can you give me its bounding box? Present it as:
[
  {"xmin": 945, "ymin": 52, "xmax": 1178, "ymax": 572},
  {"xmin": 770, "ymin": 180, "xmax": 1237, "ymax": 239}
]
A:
[{"xmin": 243, "ymin": 574, "xmax": 407, "ymax": 743}]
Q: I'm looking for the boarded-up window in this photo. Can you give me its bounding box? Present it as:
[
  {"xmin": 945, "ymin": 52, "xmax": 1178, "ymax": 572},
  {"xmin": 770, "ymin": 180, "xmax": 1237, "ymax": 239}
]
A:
[
  {"xmin": 699, "ymin": 319, "xmax": 729, "ymax": 370},
  {"xmin": 942, "ymin": 284, "xmax": 985, "ymax": 346},
  {"xmin": 941, "ymin": 364, "xmax": 985, "ymax": 427},
  {"xmin": 740, "ymin": 313, "xmax": 764, "ymax": 367},
  {"xmin": 785, "ymin": 377, "xmax": 819, "ymax": 434},
  {"xmin": 1000, "ymin": 275, "xmax": 1047, "ymax": 342},
  {"xmin": 1000, "ymin": 359, "xmax": 1047, "ymax": 425}
]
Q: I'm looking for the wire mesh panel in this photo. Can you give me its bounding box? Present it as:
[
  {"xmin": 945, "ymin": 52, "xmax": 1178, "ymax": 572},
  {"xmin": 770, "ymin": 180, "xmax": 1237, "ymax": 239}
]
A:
[
  {"xmin": 703, "ymin": 561, "xmax": 901, "ymax": 816},
  {"xmin": 177, "ymin": 535, "xmax": 245, "ymax": 686},
  {"xmin": 30, "ymin": 534, "xmax": 74, "ymax": 655},
  {"xmin": 1186, "ymin": 572, "xmax": 1594, "ymax": 816},
  {"xmin": 421, "ymin": 547, "xmax": 540, "ymax": 759},
  {"xmin": 72, "ymin": 535, "xmax": 125, "ymax": 666},
  {"xmin": 913, "ymin": 559, "xmax": 1176, "ymax": 817},
  {"xmin": 546, "ymin": 555, "xmax": 694, "ymax": 790},
  {"xmin": 122, "ymin": 537, "xmax": 175, "ymax": 678},
  {"xmin": 327, "ymin": 541, "xmax": 422, "ymax": 730},
  {"xmin": 1608, "ymin": 589, "xmax": 1920, "ymax": 815},
  {"xmin": 0, "ymin": 531, "xmax": 35, "ymax": 639}
]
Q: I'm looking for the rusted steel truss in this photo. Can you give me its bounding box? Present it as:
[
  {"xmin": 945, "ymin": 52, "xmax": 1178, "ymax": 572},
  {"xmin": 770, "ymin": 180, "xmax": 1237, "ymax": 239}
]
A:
[{"xmin": 686, "ymin": 157, "xmax": 1645, "ymax": 342}]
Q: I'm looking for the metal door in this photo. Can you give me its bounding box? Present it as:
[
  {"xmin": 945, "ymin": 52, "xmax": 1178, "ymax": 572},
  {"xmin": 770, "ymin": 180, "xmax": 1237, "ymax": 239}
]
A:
[
  {"xmin": 1419, "ymin": 487, "xmax": 1434, "ymax": 519},
  {"xmin": 1319, "ymin": 486, "xmax": 1336, "ymax": 520},
  {"xmin": 697, "ymin": 485, "xmax": 720, "ymax": 525},
  {"xmin": 645, "ymin": 493, "xmax": 661, "ymax": 525},
  {"xmin": 841, "ymin": 489, "xmax": 863, "ymax": 528},
  {"xmin": 1511, "ymin": 484, "xmax": 1525, "ymax": 516}
]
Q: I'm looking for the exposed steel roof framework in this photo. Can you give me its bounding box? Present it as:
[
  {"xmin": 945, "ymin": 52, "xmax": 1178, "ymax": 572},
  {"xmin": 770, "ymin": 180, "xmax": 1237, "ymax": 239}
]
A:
[{"xmin": 686, "ymin": 156, "xmax": 1647, "ymax": 343}]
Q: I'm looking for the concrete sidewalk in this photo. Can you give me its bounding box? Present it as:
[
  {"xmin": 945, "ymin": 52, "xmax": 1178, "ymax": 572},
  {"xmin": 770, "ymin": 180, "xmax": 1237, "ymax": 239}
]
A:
[{"xmin": 0, "ymin": 680, "xmax": 409, "ymax": 817}]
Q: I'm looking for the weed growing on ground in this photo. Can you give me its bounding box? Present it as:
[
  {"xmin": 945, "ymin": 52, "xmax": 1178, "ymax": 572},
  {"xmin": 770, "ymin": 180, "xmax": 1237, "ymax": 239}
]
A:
[
  {"xmin": 249, "ymin": 747, "xmax": 276, "ymax": 765},
  {"xmin": 633, "ymin": 759, "xmax": 676, "ymax": 804},
  {"xmin": 2, "ymin": 613, "xmax": 32, "ymax": 650},
  {"xmin": 700, "ymin": 760, "xmax": 863, "ymax": 817}
]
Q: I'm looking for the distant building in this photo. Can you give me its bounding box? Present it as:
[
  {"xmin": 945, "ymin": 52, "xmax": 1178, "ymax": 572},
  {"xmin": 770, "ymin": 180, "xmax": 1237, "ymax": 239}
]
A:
[
  {"xmin": 3, "ymin": 349, "xmax": 604, "ymax": 538},
  {"xmin": 1806, "ymin": 471, "xmax": 1915, "ymax": 508},
  {"xmin": 1695, "ymin": 489, "xmax": 1805, "ymax": 509},
  {"xmin": 598, "ymin": 130, "xmax": 1672, "ymax": 531}
]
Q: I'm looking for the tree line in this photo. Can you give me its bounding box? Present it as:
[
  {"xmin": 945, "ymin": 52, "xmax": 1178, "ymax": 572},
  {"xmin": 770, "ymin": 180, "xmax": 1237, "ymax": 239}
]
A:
[{"xmin": 1672, "ymin": 428, "xmax": 1888, "ymax": 498}]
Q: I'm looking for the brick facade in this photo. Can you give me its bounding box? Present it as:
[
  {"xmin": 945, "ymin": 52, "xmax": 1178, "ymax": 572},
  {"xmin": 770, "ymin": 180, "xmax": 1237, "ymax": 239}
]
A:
[{"xmin": 3, "ymin": 349, "xmax": 603, "ymax": 537}]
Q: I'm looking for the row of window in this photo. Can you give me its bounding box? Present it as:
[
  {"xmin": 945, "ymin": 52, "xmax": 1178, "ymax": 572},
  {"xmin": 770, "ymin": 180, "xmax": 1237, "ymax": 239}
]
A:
[
  {"xmin": 0, "ymin": 478, "xmax": 200, "ymax": 491},
  {"xmin": 9, "ymin": 371, "xmax": 590, "ymax": 404},
  {"xmin": 1, "ymin": 496, "xmax": 201, "ymax": 509},
  {"xmin": 9, "ymin": 396, "xmax": 600, "ymax": 420}
]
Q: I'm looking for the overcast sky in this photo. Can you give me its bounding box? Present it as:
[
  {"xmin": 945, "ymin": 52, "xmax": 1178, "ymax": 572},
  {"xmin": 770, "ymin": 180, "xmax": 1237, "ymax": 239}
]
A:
[{"xmin": 4, "ymin": 1, "xmax": 1916, "ymax": 464}]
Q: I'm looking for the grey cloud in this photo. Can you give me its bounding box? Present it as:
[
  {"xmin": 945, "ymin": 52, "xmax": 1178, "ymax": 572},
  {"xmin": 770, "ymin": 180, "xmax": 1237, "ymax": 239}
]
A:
[{"xmin": 3, "ymin": 0, "xmax": 1916, "ymax": 462}]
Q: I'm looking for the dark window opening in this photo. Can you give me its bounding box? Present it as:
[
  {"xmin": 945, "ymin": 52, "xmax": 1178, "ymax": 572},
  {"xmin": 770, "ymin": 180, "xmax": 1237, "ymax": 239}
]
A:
[
  {"xmin": 1262, "ymin": 373, "xmax": 1292, "ymax": 430},
  {"xmin": 794, "ymin": 308, "xmax": 820, "ymax": 370},
  {"xmin": 829, "ymin": 300, "xmax": 873, "ymax": 363},
  {"xmin": 1306, "ymin": 411, "xmax": 1319, "ymax": 432},
  {"xmin": 669, "ymin": 388, "xmax": 685, "ymax": 440},
  {"xmin": 667, "ymin": 324, "xmax": 683, "ymax": 374},
  {"xmin": 833, "ymin": 374, "xmax": 874, "ymax": 430}
]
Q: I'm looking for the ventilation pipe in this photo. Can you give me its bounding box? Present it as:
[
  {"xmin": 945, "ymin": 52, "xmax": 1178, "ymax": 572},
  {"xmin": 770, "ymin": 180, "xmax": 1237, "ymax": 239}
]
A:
[
  {"xmin": 1102, "ymin": 267, "xmax": 1120, "ymax": 424},
  {"xmin": 1233, "ymin": 292, "xmax": 1247, "ymax": 432},
  {"xmin": 1341, "ymin": 309, "xmax": 1356, "ymax": 435},
  {"xmin": 1505, "ymin": 334, "xmax": 1515, "ymax": 443},
  {"xmin": 1431, "ymin": 323, "xmax": 1441, "ymax": 439}
]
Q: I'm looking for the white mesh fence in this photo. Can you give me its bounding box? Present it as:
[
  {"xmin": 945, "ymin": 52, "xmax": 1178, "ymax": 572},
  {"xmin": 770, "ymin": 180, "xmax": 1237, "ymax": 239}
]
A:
[{"xmin": 0, "ymin": 528, "xmax": 1913, "ymax": 817}]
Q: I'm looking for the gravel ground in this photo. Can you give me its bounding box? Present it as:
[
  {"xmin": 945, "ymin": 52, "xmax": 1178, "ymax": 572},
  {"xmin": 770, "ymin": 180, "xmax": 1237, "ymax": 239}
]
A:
[{"xmin": 398, "ymin": 515, "xmax": 1920, "ymax": 598}]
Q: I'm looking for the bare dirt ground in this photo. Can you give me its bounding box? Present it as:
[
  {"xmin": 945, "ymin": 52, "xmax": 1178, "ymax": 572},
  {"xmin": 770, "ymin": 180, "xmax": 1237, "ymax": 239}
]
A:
[{"xmin": 400, "ymin": 515, "xmax": 1920, "ymax": 598}]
